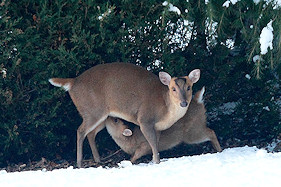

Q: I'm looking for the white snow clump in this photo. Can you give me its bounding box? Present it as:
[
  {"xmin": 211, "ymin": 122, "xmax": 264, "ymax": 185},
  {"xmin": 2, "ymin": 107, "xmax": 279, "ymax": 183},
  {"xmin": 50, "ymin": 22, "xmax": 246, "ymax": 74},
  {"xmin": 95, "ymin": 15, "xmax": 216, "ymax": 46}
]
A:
[
  {"xmin": 163, "ymin": 1, "xmax": 181, "ymax": 15},
  {"xmin": 259, "ymin": 20, "xmax": 273, "ymax": 55}
]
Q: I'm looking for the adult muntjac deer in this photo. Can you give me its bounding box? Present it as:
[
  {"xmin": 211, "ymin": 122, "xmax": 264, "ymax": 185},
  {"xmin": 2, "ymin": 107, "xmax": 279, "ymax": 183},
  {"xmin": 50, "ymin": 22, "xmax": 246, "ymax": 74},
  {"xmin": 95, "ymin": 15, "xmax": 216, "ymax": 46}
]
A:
[
  {"xmin": 98, "ymin": 87, "xmax": 221, "ymax": 163},
  {"xmin": 49, "ymin": 63, "xmax": 200, "ymax": 167}
]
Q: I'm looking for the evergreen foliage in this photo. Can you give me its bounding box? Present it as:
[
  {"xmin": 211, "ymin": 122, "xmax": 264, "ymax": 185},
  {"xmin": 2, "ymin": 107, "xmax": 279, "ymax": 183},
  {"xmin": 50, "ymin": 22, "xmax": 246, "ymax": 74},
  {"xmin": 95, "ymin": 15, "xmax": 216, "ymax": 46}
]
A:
[{"xmin": 0, "ymin": 0, "xmax": 280, "ymax": 167}]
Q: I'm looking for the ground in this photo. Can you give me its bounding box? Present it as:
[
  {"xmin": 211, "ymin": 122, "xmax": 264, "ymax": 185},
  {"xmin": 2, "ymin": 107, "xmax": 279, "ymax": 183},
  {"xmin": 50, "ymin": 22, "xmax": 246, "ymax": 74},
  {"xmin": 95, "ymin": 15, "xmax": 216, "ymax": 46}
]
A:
[
  {"xmin": 1, "ymin": 142, "xmax": 219, "ymax": 172},
  {"xmin": 1, "ymin": 131, "xmax": 280, "ymax": 173}
]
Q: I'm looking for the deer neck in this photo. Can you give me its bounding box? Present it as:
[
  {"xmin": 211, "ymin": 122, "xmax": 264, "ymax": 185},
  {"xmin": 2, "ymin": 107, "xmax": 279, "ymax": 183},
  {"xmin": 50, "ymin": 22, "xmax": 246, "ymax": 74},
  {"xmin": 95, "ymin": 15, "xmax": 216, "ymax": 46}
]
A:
[{"xmin": 155, "ymin": 92, "xmax": 188, "ymax": 131}]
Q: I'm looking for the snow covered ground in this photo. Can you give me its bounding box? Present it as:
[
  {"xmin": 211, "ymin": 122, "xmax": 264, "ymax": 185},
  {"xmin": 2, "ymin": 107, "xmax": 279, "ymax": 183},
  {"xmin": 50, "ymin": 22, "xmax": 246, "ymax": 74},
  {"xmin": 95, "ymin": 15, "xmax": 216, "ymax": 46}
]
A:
[{"xmin": 1, "ymin": 146, "xmax": 280, "ymax": 187}]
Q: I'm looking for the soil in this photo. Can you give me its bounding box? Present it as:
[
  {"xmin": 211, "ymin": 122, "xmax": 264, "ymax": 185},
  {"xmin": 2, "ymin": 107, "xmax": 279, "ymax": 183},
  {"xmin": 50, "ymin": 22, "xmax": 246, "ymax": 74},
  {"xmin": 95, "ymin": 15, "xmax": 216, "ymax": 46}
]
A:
[{"xmin": 1, "ymin": 142, "xmax": 217, "ymax": 172}]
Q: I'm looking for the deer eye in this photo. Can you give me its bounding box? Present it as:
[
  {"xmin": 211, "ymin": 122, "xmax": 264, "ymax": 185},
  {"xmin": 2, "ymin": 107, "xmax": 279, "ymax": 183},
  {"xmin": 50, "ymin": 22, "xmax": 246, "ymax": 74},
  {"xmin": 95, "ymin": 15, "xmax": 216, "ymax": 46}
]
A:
[
  {"xmin": 114, "ymin": 118, "xmax": 118, "ymax": 123},
  {"xmin": 187, "ymin": 86, "xmax": 191, "ymax": 91},
  {"xmin": 172, "ymin": 87, "xmax": 176, "ymax": 91}
]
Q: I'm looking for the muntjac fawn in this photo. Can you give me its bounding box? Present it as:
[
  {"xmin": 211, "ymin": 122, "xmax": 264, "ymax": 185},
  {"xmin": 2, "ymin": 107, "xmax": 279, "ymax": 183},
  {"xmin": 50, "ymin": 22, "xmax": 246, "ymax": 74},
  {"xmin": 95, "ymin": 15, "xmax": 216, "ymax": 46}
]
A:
[{"xmin": 100, "ymin": 87, "xmax": 221, "ymax": 162}]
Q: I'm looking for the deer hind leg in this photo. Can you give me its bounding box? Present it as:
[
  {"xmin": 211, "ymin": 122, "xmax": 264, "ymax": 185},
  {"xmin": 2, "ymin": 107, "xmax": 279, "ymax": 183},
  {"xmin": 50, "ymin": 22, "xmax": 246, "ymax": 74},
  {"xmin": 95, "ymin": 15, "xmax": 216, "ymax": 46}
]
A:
[
  {"xmin": 87, "ymin": 122, "xmax": 106, "ymax": 163},
  {"xmin": 183, "ymin": 127, "xmax": 222, "ymax": 153},
  {"xmin": 131, "ymin": 142, "xmax": 152, "ymax": 163},
  {"xmin": 207, "ymin": 128, "xmax": 222, "ymax": 152},
  {"xmin": 77, "ymin": 115, "xmax": 108, "ymax": 168}
]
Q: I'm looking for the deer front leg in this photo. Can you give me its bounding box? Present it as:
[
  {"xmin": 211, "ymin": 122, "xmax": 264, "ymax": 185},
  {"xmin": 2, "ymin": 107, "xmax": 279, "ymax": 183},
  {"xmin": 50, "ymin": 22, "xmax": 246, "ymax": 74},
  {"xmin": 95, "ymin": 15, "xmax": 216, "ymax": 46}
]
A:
[{"xmin": 139, "ymin": 123, "xmax": 160, "ymax": 163}]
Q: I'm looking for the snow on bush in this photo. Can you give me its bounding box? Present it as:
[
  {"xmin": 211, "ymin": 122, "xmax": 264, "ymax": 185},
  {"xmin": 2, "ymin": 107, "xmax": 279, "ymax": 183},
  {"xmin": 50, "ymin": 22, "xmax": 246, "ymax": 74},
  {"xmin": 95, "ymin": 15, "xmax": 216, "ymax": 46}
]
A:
[
  {"xmin": 162, "ymin": 1, "xmax": 181, "ymax": 15},
  {"xmin": 223, "ymin": 0, "xmax": 240, "ymax": 7},
  {"xmin": 259, "ymin": 20, "xmax": 273, "ymax": 55}
]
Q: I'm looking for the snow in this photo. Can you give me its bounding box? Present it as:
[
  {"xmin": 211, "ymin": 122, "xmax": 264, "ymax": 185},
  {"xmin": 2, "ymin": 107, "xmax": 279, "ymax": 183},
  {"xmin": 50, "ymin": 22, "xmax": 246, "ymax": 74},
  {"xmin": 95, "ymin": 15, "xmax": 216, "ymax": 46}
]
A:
[
  {"xmin": 272, "ymin": 0, "xmax": 281, "ymax": 9},
  {"xmin": 163, "ymin": 1, "xmax": 181, "ymax": 15},
  {"xmin": 223, "ymin": 0, "xmax": 240, "ymax": 7},
  {"xmin": 1, "ymin": 146, "xmax": 281, "ymax": 187},
  {"xmin": 225, "ymin": 38, "xmax": 235, "ymax": 49},
  {"xmin": 206, "ymin": 18, "xmax": 218, "ymax": 48},
  {"xmin": 224, "ymin": 0, "xmax": 281, "ymax": 9},
  {"xmin": 254, "ymin": 0, "xmax": 281, "ymax": 9},
  {"xmin": 260, "ymin": 20, "xmax": 273, "ymax": 55},
  {"xmin": 253, "ymin": 0, "xmax": 261, "ymax": 4},
  {"xmin": 253, "ymin": 54, "xmax": 261, "ymax": 63},
  {"xmin": 267, "ymin": 139, "xmax": 281, "ymax": 152},
  {"xmin": 245, "ymin": 74, "xmax": 251, "ymax": 79},
  {"xmin": 166, "ymin": 19, "xmax": 193, "ymax": 52},
  {"xmin": 98, "ymin": 9, "xmax": 112, "ymax": 20},
  {"xmin": 219, "ymin": 101, "xmax": 238, "ymax": 115},
  {"xmin": 1, "ymin": 68, "xmax": 7, "ymax": 78},
  {"xmin": 263, "ymin": 106, "xmax": 270, "ymax": 111}
]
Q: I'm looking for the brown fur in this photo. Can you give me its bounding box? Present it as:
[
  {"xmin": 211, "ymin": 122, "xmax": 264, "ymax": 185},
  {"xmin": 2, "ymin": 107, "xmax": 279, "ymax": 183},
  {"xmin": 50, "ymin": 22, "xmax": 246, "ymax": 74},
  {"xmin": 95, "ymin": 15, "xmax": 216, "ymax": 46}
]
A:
[
  {"xmin": 101, "ymin": 87, "xmax": 222, "ymax": 163},
  {"xmin": 49, "ymin": 63, "xmax": 200, "ymax": 167}
]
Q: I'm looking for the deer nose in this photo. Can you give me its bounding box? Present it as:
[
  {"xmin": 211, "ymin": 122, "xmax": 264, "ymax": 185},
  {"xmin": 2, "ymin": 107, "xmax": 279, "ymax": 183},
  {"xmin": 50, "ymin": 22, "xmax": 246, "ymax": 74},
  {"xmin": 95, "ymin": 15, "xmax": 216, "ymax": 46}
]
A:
[{"xmin": 180, "ymin": 101, "xmax": 188, "ymax": 107}]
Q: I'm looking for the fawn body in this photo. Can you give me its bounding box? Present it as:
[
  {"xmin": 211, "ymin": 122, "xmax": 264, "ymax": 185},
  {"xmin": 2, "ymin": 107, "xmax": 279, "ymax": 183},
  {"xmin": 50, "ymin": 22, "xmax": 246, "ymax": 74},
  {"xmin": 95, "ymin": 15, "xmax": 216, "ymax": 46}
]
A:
[{"xmin": 103, "ymin": 87, "xmax": 222, "ymax": 163}]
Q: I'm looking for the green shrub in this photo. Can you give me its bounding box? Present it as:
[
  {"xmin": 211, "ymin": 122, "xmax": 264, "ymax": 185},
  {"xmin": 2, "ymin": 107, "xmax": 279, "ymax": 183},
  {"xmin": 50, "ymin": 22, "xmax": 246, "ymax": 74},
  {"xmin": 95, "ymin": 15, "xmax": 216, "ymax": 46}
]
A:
[{"xmin": 0, "ymin": 0, "xmax": 280, "ymax": 167}]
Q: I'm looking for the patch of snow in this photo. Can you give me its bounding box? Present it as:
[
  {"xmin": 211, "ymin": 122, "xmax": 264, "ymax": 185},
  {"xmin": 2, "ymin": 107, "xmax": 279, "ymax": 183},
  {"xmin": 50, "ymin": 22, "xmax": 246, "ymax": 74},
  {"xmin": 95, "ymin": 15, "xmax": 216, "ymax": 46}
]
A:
[
  {"xmin": 267, "ymin": 139, "xmax": 281, "ymax": 152},
  {"xmin": 261, "ymin": 0, "xmax": 281, "ymax": 9},
  {"xmin": 208, "ymin": 101, "xmax": 239, "ymax": 121},
  {"xmin": 118, "ymin": 160, "xmax": 133, "ymax": 168},
  {"xmin": 253, "ymin": 0, "xmax": 261, "ymax": 4},
  {"xmin": 272, "ymin": 0, "xmax": 281, "ymax": 9},
  {"xmin": 253, "ymin": 55, "xmax": 260, "ymax": 63},
  {"xmin": 263, "ymin": 106, "xmax": 270, "ymax": 111},
  {"xmin": 223, "ymin": 0, "xmax": 240, "ymax": 7},
  {"xmin": 163, "ymin": 1, "xmax": 181, "ymax": 15},
  {"xmin": 1, "ymin": 147, "xmax": 281, "ymax": 186},
  {"xmin": 219, "ymin": 101, "xmax": 238, "ymax": 115},
  {"xmin": 245, "ymin": 74, "xmax": 251, "ymax": 79},
  {"xmin": 260, "ymin": 20, "xmax": 273, "ymax": 55},
  {"xmin": 223, "ymin": 1, "xmax": 231, "ymax": 7},
  {"xmin": 154, "ymin": 59, "xmax": 161, "ymax": 67},
  {"xmin": 162, "ymin": 1, "xmax": 168, "ymax": 6},
  {"xmin": 206, "ymin": 19, "xmax": 218, "ymax": 48},
  {"xmin": 98, "ymin": 9, "xmax": 112, "ymax": 21},
  {"xmin": 166, "ymin": 19, "xmax": 193, "ymax": 51},
  {"xmin": 225, "ymin": 39, "xmax": 235, "ymax": 49},
  {"xmin": 1, "ymin": 68, "xmax": 7, "ymax": 78}
]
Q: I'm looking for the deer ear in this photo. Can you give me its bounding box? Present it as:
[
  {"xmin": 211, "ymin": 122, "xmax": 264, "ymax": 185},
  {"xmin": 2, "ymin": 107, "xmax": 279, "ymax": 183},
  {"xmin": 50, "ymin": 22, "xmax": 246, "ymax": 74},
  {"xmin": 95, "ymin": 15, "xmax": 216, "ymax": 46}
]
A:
[
  {"xmin": 188, "ymin": 69, "xmax": 200, "ymax": 83},
  {"xmin": 123, "ymin": 129, "xmax": 133, "ymax": 137},
  {"xmin": 159, "ymin": 72, "xmax": 171, "ymax": 86}
]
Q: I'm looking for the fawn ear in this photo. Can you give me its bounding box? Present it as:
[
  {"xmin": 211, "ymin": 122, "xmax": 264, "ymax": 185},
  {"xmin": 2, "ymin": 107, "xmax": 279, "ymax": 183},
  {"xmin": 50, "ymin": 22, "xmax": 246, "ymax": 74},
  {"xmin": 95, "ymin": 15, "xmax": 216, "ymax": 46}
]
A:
[
  {"xmin": 188, "ymin": 69, "xmax": 200, "ymax": 83},
  {"xmin": 159, "ymin": 72, "xmax": 171, "ymax": 86},
  {"xmin": 194, "ymin": 86, "xmax": 205, "ymax": 104},
  {"xmin": 123, "ymin": 129, "xmax": 133, "ymax": 136}
]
